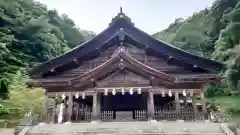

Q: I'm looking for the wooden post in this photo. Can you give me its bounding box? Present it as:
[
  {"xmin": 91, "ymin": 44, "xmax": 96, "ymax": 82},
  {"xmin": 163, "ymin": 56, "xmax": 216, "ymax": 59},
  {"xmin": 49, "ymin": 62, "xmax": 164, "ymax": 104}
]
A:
[
  {"xmin": 200, "ymin": 91, "xmax": 206, "ymax": 119},
  {"xmin": 175, "ymin": 92, "xmax": 180, "ymax": 112},
  {"xmin": 184, "ymin": 93, "xmax": 188, "ymax": 108},
  {"xmin": 44, "ymin": 92, "xmax": 48, "ymax": 114},
  {"xmin": 147, "ymin": 91, "xmax": 154, "ymax": 120},
  {"xmin": 92, "ymin": 92, "xmax": 100, "ymax": 120},
  {"xmin": 97, "ymin": 92, "xmax": 101, "ymax": 119},
  {"xmin": 67, "ymin": 93, "xmax": 73, "ymax": 122},
  {"xmin": 192, "ymin": 92, "xmax": 198, "ymax": 114},
  {"xmin": 76, "ymin": 103, "xmax": 79, "ymax": 121},
  {"xmin": 51, "ymin": 98, "xmax": 56, "ymax": 123}
]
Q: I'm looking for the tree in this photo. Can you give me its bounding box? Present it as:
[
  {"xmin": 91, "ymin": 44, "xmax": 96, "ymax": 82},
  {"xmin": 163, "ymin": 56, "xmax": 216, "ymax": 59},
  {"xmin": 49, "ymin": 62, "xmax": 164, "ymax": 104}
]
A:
[
  {"xmin": 213, "ymin": 2, "xmax": 240, "ymax": 90},
  {"xmin": 0, "ymin": 0, "xmax": 88, "ymax": 96}
]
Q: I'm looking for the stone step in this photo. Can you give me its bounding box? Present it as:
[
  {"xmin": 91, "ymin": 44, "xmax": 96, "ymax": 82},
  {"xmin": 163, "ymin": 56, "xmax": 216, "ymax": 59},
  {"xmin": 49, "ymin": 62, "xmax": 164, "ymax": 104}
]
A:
[{"xmin": 27, "ymin": 121, "xmax": 224, "ymax": 135}]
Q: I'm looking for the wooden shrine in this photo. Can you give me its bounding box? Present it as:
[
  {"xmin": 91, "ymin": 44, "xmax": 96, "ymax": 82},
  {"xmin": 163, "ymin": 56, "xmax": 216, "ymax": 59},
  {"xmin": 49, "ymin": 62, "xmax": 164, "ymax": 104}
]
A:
[{"xmin": 27, "ymin": 8, "xmax": 223, "ymax": 123}]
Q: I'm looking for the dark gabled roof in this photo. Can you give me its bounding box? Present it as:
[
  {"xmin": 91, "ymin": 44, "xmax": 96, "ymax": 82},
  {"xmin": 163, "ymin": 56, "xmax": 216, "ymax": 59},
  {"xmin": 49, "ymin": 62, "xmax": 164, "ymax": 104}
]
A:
[{"xmin": 28, "ymin": 10, "xmax": 223, "ymax": 76}]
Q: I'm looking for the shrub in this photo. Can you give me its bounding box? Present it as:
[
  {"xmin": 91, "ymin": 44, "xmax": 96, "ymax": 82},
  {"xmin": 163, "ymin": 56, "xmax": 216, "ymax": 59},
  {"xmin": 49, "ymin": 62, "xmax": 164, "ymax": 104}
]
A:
[
  {"xmin": 0, "ymin": 104, "xmax": 9, "ymax": 116},
  {"xmin": 204, "ymin": 82, "xmax": 231, "ymax": 97}
]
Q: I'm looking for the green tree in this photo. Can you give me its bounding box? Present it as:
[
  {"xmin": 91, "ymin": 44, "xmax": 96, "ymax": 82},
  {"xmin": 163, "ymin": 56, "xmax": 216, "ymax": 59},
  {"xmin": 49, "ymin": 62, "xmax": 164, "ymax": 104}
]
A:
[
  {"xmin": 0, "ymin": 0, "xmax": 89, "ymax": 97},
  {"xmin": 213, "ymin": 2, "xmax": 240, "ymax": 89}
]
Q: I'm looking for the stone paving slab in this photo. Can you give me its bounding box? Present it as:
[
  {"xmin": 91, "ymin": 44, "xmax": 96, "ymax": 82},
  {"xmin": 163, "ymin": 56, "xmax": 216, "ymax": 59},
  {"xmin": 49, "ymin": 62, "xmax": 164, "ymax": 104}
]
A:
[
  {"xmin": 27, "ymin": 121, "xmax": 225, "ymax": 135},
  {"xmin": 0, "ymin": 128, "xmax": 14, "ymax": 135}
]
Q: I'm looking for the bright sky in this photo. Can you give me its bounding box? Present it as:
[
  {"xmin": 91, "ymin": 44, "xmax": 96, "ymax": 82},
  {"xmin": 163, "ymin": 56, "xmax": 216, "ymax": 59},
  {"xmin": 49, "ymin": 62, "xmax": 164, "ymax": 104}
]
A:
[{"xmin": 37, "ymin": 0, "xmax": 215, "ymax": 34}]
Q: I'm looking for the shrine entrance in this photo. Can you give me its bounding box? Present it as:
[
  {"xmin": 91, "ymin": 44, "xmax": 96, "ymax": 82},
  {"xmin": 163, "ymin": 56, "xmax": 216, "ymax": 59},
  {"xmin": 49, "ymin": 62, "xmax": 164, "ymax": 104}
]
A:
[{"xmin": 100, "ymin": 92, "xmax": 147, "ymax": 121}]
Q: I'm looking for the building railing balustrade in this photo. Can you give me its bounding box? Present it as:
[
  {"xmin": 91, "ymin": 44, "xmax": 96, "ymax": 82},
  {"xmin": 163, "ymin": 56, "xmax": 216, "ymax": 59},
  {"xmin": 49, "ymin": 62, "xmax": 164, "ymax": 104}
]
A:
[
  {"xmin": 40, "ymin": 109, "xmax": 205, "ymax": 123},
  {"xmin": 101, "ymin": 111, "xmax": 114, "ymax": 121}
]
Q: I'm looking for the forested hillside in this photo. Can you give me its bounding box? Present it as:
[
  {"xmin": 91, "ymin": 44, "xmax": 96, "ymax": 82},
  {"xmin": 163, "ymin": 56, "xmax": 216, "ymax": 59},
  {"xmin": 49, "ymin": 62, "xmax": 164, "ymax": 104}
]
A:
[
  {"xmin": 153, "ymin": 0, "xmax": 240, "ymax": 117},
  {"xmin": 0, "ymin": 0, "xmax": 95, "ymax": 99},
  {"xmin": 153, "ymin": 0, "xmax": 240, "ymax": 92}
]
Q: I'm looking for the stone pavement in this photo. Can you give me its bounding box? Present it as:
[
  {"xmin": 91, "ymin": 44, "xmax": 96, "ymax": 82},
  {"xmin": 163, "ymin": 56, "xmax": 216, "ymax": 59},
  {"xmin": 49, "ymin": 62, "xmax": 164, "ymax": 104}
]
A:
[
  {"xmin": 0, "ymin": 128, "xmax": 14, "ymax": 135},
  {"xmin": 26, "ymin": 121, "xmax": 226, "ymax": 135}
]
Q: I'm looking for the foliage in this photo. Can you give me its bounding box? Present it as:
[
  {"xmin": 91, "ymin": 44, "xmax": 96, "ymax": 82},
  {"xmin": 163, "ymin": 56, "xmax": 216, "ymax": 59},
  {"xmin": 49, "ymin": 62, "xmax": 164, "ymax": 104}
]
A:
[
  {"xmin": 153, "ymin": 9, "xmax": 215, "ymax": 58},
  {"xmin": 153, "ymin": 0, "xmax": 240, "ymax": 92},
  {"xmin": 204, "ymin": 82, "xmax": 231, "ymax": 97},
  {"xmin": 213, "ymin": 2, "xmax": 240, "ymax": 90},
  {"xmin": 0, "ymin": 0, "xmax": 93, "ymax": 98},
  {"xmin": 153, "ymin": 0, "xmax": 240, "ymax": 116},
  {"xmin": 0, "ymin": 104, "xmax": 9, "ymax": 116},
  {"xmin": 2, "ymin": 71, "xmax": 44, "ymax": 119}
]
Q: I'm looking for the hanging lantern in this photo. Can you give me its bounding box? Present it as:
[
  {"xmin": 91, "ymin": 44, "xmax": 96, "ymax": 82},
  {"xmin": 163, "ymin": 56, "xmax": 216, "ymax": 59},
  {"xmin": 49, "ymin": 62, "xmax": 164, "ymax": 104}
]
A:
[
  {"xmin": 104, "ymin": 88, "xmax": 108, "ymax": 96},
  {"xmin": 121, "ymin": 88, "xmax": 125, "ymax": 95},
  {"xmin": 137, "ymin": 88, "xmax": 141, "ymax": 94},
  {"xmin": 82, "ymin": 92, "xmax": 85, "ymax": 99},
  {"xmin": 61, "ymin": 93, "xmax": 66, "ymax": 99},
  {"xmin": 129, "ymin": 88, "xmax": 134, "ymax": 95},
  {"xmin": 112, "ymin": 88, "xmax": 116, "ymax": 95},
  {"xmin": 161, "ymin": 91, "xmax": 165, "ymax": 97},
  {"xmin": 182, "ymin": 90, "xmax": 187, "ymax": 97},
  {"xmin": 75, "ymin": 92, "xmax": 79, "ymax": 99},
  {"xmin": 168, "ymin": 90, "xmax": 172, "ymax": 97}
]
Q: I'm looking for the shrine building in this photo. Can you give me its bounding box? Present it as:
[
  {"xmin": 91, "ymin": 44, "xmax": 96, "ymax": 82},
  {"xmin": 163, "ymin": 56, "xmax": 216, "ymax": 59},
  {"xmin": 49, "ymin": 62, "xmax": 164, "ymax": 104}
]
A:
[{"xmin": 27, "ymin": 9, "xmax": 223, "ymax": 123}]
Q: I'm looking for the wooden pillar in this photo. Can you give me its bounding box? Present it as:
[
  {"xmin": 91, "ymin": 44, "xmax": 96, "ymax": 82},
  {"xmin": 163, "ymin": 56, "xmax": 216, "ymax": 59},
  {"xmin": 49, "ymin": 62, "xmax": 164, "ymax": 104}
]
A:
[
  {"xmin": 175, "ymin": 92, "xmax": 180, "ymax": 112},
  {"xmin": 75, "ymin": 103, "xmax": 79, "ymax": 121},
  {"xmin": 51, "ymin": 98, "xmax": 56, "ymax": 123},
  {"xmin": 200, "ymin": 91, "xmax": 206, "ymax": 113},
  {"xmin": 44, "ymin": 92, "xmax": 48, "ymax": 114},
  {"xmin": 97, "ymin": 92, "xmax": 101, "ymax": 118},
  {"xmin": 192, "ymin": 92, "xmax": 197, "ymax": 113},
  {"xmin": 183, "ymin": 92, "xmax": 188, "ymax": 108},
  {"xmin": 147, "ymin": 91, "xmax": 154, "ymax": 120},
  {"xmin": 67, "ymin": 93, "xmax": 73, "ymax": 122},
  {"xmin": 92, "ymin": 92, "xmax": 100, "ymax": 120}
]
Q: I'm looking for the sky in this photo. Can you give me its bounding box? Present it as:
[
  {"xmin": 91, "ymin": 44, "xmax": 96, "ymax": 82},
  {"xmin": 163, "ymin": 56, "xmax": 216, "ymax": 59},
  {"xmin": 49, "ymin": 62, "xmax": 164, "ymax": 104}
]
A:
[{"xmin": 37, "ymin": 0, "xmax": 215, "ymax": 34}]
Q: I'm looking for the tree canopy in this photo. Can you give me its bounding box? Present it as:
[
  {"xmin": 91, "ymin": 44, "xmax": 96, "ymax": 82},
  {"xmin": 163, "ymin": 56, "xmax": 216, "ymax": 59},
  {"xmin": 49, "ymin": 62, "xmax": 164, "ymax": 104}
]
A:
[
  {"xmin": 153, "ymin": 0, "xmax": 240, "ymax": 91},
  {"xmin": 0, "ymin": 0, "xmax": 93, "ymax": 99}
]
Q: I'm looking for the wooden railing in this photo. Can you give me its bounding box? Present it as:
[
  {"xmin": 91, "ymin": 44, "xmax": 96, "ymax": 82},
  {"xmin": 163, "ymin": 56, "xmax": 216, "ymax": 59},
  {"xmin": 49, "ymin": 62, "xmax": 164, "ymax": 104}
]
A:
[
  {"xmin": 135, "ymin": 110, "xmax": 147, "ymax": 120},
  {"xmin": 29, "ymin": 109, "xmax": 206, "ymax": 124},
  {"xmin": 154, "ymin": 109, "xmax": 204, "ymax": 121},
  {"xmin": 101, "ymin": 111, "xmax": 114, "ymax": 121},
  {"xmin": 73, "ymin": 110, "xmax": 92, "ymax": 122}
]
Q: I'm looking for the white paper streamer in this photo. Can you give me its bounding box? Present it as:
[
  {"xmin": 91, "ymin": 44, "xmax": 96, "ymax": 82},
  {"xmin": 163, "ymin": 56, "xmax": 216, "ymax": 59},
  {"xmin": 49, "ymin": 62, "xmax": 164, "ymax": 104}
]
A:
[
  {"xmin": 82, "ymin": 92, "xmax": 85, "ymax": 99},
  {"xmin": 161, "ymin": 91, "xmax": 165, "ymax": 97},
  {"xmin": 75, "ymin": 92, "xmax": 79, "ymax": 99},
  {"xmin": 121, "ymin": 88, "xmax": 125, "ymax": 95},
  {"xmin": 104, "ymin": 88, "xmax": 108, "ymax": 96},
  {"xmin": 112, "ymin": 88, "xmax": 116, "ymax": 95},
  {"xmin": 137, "ymin": 88, "xmax": 141, "ymax": 94},
  {"xmin": 129, "ymin": 88, "xmax": 134, "ymax": 95},
  {"xmin": 61, "ymin": 93, "xmax": 66, "ymax": 99},
  {"xmin": 183, "ymin": 90, "xmax": 187, "ymax": 96},
  {"xmin": 168, "ymin": 90, "xmax": 172, "ymax": 97}
]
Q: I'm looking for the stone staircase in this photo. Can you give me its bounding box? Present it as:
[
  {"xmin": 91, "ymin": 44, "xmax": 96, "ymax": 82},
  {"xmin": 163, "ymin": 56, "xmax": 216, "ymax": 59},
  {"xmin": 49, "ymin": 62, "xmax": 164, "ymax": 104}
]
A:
[{"xmin": 25, "ymin": 121, "xmax": 227, "ymax": 135}]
